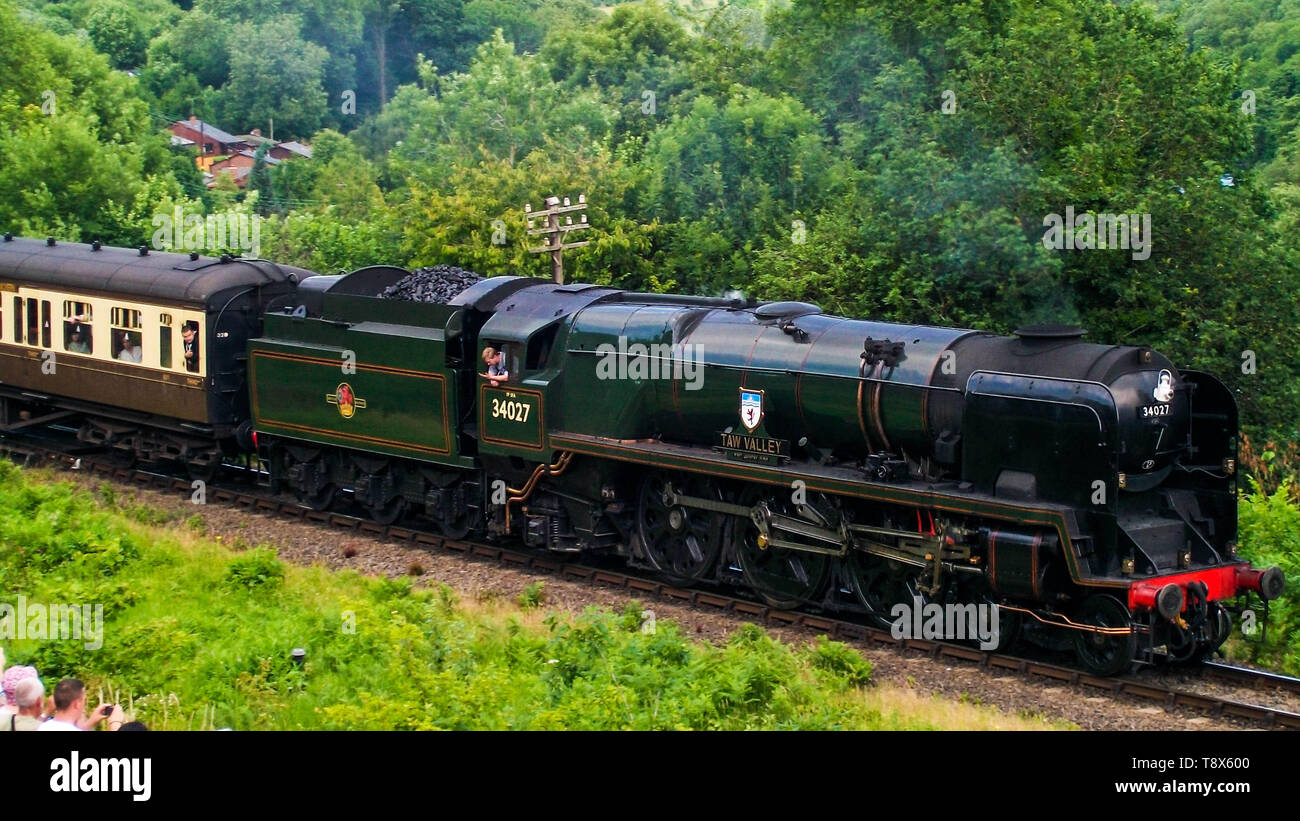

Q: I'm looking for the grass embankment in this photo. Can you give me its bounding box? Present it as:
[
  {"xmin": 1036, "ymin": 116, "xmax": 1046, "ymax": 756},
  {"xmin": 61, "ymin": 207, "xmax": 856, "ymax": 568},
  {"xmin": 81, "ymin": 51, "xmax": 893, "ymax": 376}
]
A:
[{"xmin": 0, "ymin": 461, "xmax": 1068, "ymax": 729}]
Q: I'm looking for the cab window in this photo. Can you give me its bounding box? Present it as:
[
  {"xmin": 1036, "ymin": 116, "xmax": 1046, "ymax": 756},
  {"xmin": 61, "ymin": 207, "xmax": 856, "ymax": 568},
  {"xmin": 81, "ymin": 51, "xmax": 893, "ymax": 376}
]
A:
[{"xmin": 525, "ymin": 325, "xmax": 559, "ymax": 372}]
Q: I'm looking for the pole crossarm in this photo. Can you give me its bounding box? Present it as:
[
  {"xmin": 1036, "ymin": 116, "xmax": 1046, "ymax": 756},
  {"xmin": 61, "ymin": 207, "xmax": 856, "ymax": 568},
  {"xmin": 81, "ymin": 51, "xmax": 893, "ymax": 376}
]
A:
[{"xmin": 524, "ymin": 193, "xmax": 590, "ymax": 285}]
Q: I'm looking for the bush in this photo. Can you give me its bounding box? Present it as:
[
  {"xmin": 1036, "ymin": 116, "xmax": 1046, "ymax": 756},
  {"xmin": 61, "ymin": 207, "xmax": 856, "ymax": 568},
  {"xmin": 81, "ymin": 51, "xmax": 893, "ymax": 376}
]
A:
[
  {"xmin": 516, "ymin": 581, "xmax": 546, "ymax": 609},
  {"xmin": 1234, "ymin": 481, "xmax": 1300, "ymax": 675},
  {"xmin": 224, "ymin": 548, "xmax": 285, "ymax": 589}
]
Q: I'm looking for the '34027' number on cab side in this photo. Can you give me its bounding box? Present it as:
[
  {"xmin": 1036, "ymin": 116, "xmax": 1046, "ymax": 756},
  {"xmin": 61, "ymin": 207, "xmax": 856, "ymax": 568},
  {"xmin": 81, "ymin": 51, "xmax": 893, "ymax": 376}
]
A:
[{"xmin": 491, "ymin": 397, "xmax": 531, "ymax": 422}]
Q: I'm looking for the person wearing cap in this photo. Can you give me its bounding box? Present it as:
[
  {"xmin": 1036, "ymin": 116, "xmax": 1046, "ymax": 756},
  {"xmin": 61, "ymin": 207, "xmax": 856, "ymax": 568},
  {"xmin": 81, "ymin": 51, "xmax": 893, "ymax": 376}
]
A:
[{"xmin": 1, "ymin": 664, "xmax": 37, "ymax": 710}]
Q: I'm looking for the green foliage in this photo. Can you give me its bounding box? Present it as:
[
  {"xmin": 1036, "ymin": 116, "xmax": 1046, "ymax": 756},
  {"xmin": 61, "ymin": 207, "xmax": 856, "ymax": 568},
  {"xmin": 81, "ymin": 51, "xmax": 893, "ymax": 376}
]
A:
[
  {"xmin": 225, "ymin": 548, "xmax": 286, "ymax": 590},
  {"xmin": 1234, "ymin": 482, "xmax": 1300, "ymax": 675},
  {"xmin": 806, "ymin": 634, "xmax": 874, "ymax": 689},
  {"xmin": 516, "ymin": 581, "xmax": 546, "ymax": 609},
  {"xmin": 86, "ymin": 0, "xmax": 150, "ymax": 70},
  {"xmin": 221, "ymin": 15, "xmax": 330, "ymax": 137},
  {"xmin": 391, "ymin": 31, "xmax": 617, "ymax": 181},
  {"xmin": 0, "ymin": 0, "xmax": 182, "ymax": 243},
  {"xmin": 0, "ymin": 463, "xmax": 935, "ymax": 730}
]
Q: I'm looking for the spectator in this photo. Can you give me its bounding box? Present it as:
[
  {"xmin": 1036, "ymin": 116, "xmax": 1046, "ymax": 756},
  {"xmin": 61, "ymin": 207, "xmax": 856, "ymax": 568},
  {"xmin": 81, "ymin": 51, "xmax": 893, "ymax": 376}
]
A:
[
  {"xmin": 1, "ymin": 664, "xmax": 38, "ymax": 714},
  {"xmin": 1, "ymin": 678, "xmax": 46, "ymax": 731},
  {"xmin": 38, "ymin": 678, "xmax": 117, "ymax": 732}
]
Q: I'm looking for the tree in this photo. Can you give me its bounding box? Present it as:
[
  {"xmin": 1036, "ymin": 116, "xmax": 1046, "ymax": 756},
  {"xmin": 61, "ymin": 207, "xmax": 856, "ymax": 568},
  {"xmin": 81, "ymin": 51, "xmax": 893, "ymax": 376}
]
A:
[
  {"xmin": 389, "ymin": 31, "xmax": 616, "ymax": 185},
  {"xmin": 220, "ymin": 15, "xmax": 330, "ymax": 138},
  {"xmin": 0, "ymin": 0, "xmax": 187, "ymax": 245},
  {"xmin": 86, "ymin": 1, "xmax": 150, "ymax": 70},
  {"xmin": 398, "ymin": 141, "xmax": 663, "ymax": 289},
  {"xmin": 644, "ymin": 88, "xmax": 835, "ymax": 293},
  {"xmin": 542, "ymin": 2, "xmax": 704, "ymax": 144}
]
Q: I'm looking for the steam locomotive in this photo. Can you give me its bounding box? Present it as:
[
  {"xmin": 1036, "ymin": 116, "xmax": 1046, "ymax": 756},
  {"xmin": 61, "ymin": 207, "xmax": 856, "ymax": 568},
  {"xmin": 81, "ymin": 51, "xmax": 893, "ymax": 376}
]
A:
[{"xmin": 0, "ymin": 236, "xmax": 1285, "ymax": 676}]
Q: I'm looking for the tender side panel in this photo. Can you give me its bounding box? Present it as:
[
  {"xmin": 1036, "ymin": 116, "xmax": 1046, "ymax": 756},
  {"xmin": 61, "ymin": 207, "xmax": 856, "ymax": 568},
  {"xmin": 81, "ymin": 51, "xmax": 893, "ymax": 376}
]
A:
[{"xmin": 250, "ymin": 339, "xmax": 458, "ymax": 464}]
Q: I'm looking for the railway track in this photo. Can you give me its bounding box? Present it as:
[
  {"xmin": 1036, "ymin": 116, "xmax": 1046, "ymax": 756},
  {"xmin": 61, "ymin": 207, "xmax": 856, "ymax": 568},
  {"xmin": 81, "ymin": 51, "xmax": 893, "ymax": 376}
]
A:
[{"xmin": 5, "ymin": 436, "xmax": 1300, "ymax": 730}]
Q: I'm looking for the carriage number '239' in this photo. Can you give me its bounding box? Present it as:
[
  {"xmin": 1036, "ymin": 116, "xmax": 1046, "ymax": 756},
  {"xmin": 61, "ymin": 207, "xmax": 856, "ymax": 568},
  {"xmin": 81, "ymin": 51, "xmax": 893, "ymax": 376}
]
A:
[{"xmin": 491, "ymin": 397, "xmax": 531, "ymax": 423}]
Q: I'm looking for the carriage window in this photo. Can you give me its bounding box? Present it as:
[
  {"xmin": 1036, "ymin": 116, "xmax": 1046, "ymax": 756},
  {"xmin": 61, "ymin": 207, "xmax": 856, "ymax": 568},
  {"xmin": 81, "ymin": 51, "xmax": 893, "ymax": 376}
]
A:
[
  {"xmin": 12, "ymin": 297, "xmax": 20, "ymax": 343},
  {"xmin": 111, "ymin": 307, "xmax": 141, "ymax": 329},
  {"xmin": 63, "ymin": 301, "xmax": 93, "ymax": 354},
  {"xmin": 26, "ymin": 298, "xmax": 37, "ymax": 345},
  {"xmin": 159, "ymin": 326, "xmax": 173, "ymax": 369},
  {"xmin": 40, "ymin": 301, "xmax": 51, "ymax": 348},
  {"xmin": 111, "ymin": 306, "xmax": 143, "ymax": 363}
]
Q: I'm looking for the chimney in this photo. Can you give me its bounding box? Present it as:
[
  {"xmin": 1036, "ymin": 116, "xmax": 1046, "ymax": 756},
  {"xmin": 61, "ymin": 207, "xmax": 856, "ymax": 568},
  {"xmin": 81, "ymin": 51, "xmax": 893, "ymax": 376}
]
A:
[
  {"xmin": 189, "ymin": 115, "xmax": 198, "ymax": 124},
  {"xmin": 251, "ymin": 128, "xmax": 261, "ymax": 137}
]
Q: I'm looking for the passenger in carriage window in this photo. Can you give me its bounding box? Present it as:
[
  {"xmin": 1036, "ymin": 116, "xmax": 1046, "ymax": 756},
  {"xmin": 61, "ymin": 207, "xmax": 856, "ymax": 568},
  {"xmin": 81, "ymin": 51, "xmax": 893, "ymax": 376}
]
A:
[
  {"xmin": 117, "ymin": 331, "xmax": 142, "ymax": 364},
  {"xmin": 182, "ymin": 321, "xmax": 200, "ymax": 372},
  {"xmin": 65, "ymin": 321, "xmax": 90, "ymax": 354}
]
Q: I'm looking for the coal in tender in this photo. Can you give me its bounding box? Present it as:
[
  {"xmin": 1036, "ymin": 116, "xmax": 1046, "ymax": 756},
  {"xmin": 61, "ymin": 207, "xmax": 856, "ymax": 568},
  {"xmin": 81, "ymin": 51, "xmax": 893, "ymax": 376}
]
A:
[{"xmin": 379, "ymin": 265, "xmax": 483, "ymax": 303}]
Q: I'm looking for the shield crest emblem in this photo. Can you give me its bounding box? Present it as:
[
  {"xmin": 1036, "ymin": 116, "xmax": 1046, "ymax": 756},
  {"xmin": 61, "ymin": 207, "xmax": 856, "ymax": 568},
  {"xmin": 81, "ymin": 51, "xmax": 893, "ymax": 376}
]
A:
[
  {"xmin": 739, "ymin": 388, "xmax": 763, "ymax": 432},
  {"xmin": 326, "ymin": 382, "xmax": 367, "ymax": 419}
]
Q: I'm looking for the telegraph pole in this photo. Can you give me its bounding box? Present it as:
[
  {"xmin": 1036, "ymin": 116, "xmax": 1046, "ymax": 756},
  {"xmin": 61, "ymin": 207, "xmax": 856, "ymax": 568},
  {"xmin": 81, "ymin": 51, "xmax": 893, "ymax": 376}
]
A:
[{"xmin": 526, "ymin": 195, "xmax": 589, "ymax": 284}]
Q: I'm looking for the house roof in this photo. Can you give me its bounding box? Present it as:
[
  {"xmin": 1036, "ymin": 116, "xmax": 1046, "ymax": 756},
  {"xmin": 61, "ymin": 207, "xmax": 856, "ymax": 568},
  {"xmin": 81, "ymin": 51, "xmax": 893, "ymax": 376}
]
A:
[
  {"xmin": 171, "ymin": 119, "xmax": 242, "ymax": 145},
  {"xmin": 209, "ymin": 165, "xmax": 252, "ymax": 186},
  {"xmin": 276, "ymin": 141, "xmax": 312, "ymax": 158},
  {"xmin": 210, "ymin": 152, "xmax": 280, "ymax": 170}
]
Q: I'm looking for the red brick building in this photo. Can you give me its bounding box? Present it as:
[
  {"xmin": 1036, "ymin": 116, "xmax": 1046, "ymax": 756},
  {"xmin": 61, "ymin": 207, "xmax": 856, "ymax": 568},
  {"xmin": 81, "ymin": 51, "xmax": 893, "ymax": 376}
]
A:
[{"xmin": 169, "ymin": 117, "xmax": 247, "ymax": 164}]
